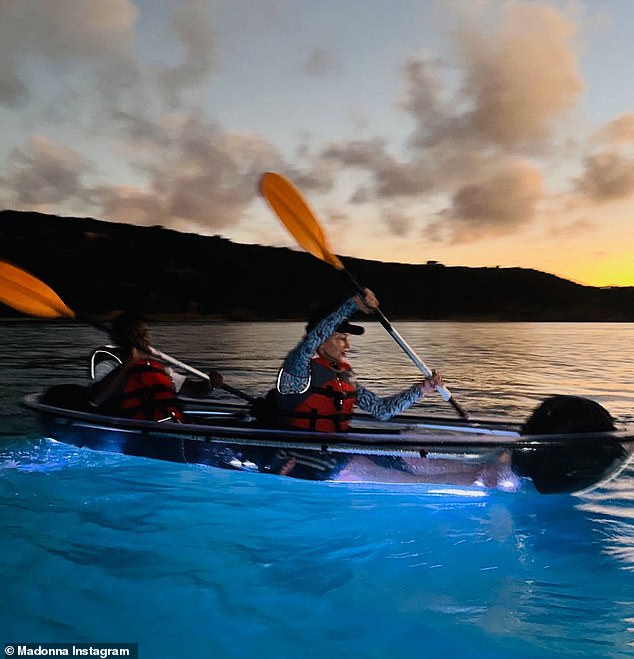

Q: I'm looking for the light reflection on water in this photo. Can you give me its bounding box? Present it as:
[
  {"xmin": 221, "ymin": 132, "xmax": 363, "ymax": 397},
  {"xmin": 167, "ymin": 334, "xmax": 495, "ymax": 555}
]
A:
[{"xmin": 1, "ymin": 319, "xmax": 634, "ymax": 657}]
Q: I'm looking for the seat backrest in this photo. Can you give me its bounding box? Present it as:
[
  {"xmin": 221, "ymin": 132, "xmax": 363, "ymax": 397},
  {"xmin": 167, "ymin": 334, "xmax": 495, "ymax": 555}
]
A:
[{"xmin": 89, "ymin": 345, "xmax": 123, "ymax": 380}]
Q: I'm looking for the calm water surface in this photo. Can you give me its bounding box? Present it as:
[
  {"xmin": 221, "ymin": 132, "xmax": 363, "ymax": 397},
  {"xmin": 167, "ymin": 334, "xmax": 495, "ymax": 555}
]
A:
[{"xmin": 1, "ymin": 321, "xmax": 633, "ymax": 658}]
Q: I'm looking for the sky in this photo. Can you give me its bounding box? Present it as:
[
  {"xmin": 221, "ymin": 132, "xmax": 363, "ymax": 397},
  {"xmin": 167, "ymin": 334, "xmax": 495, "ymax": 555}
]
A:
[{"xmin": 0, "ymin": 0, "xmax": 632, "ymax": 287}]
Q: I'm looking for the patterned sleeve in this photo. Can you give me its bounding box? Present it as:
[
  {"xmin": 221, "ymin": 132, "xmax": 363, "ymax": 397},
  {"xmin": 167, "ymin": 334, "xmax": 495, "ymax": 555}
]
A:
[
  {"xmin": 355, "ymin": 383, "xmax": 421, "ymax": 420},
  {"xmin": 277, "ymin": 298, "xmax": 360, "ymax": 394}
]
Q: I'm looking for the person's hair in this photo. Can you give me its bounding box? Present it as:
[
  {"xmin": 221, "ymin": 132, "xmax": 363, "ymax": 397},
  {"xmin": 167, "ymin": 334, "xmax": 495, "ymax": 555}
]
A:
[{"xmin": 109, "ymin": 311, "xmax": 148, "ymax": 348}]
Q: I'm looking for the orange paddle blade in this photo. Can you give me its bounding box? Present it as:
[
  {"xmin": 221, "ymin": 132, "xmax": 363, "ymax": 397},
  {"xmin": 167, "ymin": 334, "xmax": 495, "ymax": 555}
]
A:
[
  {"xmin": 0, "ymin": 260, "xmax": 75, "ymax": 319},
  {"xmin": 259, "ymin": 172, "xmax": 344, "ymax": 270}
]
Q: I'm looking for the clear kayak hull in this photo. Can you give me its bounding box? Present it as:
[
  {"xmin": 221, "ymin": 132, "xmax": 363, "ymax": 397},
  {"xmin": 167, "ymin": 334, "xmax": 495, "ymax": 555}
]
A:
[{"xmin": 22, "ymin": 388, "xmax": 634, "ymax": 495}]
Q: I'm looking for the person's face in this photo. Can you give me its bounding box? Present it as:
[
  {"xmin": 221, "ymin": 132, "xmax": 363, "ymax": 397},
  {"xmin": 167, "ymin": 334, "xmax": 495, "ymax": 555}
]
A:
[
  {"xmin": 129, "ymin": 321, "xmax": 152, "ymax": 352},
  {"xmin": 318, "ymin": 332, "xmax": 351, "ymax": 365}
]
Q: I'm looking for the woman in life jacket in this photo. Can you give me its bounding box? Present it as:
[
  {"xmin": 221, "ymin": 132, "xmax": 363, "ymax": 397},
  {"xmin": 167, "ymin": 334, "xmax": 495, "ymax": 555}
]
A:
[
  {"xmin": 89, "ymin": 312, "xmax": 222, "ymax": 422},
  {"xmin": 271, "ymin": 288, "xmax": 443, "ymax": 478}
]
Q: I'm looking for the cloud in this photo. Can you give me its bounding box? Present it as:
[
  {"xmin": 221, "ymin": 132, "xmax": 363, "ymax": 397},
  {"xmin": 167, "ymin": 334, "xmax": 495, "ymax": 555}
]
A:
[
  {"xmin": 401, "ymin": 3, "xmax": 584, "ymax": 153},
  {"xmin": 109, "ymin": 109, "xmax": 173, "ymax": 149},
  {"xmin": 1, "ymin": 0, "xmax": 625, "ymax": 269},
  {"xmin": 0, "ymin": 136, "xmax": 93, "ymax": 206},
  {"xmin": 157, "ymin": 0, "xmax": 217, "ymax": 107},
  {"xmin": 594, "ymin": 114, "xmax": 634, "ymax": 145},
  {"xmin": 382, "ymin": 209, "xmax": 414, "ymax": 238},
  {"xmin": 302, "ymin": 48, "xmax": 342, "ymax": 78},
  {"xmin": 548, "ymin": 216, "xmax": 597, "ymax": 238},
  {"xmin": 322, "ymin": 138, "xmax": 388, "ymax": 169},
  {"xmin": 439, "ymin": 160, "xmax": 544, "ymax": 242},
  {"xmin": 318, "ymin": 1, "xmax": 586, "ymax": 244},
  {"xmin": 398, "ymin": 55, "xmax": 450, "ymax": 149},
  {"xmin": 287, "ymin": 167, "xmax": 337, "ymax": 197},
  {"xmin": 575, "ymin": 151, "xmax": 634, "ymax": 201},
  {"xmin": 0, "ymin": 59, "xmax": 28, "ymax": 107},
  {"xmin": 95, "ymin": 113, "xmax": 283, "ymax": 232},
  {"xmin": 1, "ymin": 110, "xmax": 286, "ymax": 235},
  {"xmin": 323, "ymin": 139, "xmax": 435, "ymax": 198},
  {"xmin": 0, "ymin": 0, "xmax": 138, "ymax": 108},
  {"xmin": 454, "ymin": 2, "xmax": 583, "ymax": 149},
  {"xmin": 93, "ymin": 186, "xmax": 166, "ymax": 229}
]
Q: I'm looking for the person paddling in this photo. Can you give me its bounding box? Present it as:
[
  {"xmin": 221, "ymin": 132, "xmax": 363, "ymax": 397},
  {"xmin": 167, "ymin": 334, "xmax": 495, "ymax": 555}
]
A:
[
  {"xmin": 89, "ymin": 311, "xmax": 223, "ymax": 422},
  {"xmin": 269, "ymin": 289, "xmax": 442, "ymax": 478},
  {"xmin": 275, "ymin": 288, "xmax": 442, "ymax": 431}
]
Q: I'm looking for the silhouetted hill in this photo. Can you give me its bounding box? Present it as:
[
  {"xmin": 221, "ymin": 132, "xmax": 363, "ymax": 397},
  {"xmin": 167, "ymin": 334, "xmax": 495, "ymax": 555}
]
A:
[{"xmin": 1, "ymin": 209, "xmax": 633, "ymax": 321}]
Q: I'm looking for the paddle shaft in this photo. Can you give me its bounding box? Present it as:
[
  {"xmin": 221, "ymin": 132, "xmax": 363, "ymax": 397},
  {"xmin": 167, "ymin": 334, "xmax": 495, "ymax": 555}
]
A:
[
  {"xmin": 343, "ymin": 267, "xmax": 469, "ymax": 419},
  {"xmin": 45, "ymin": 313, "xmax": 254, "ymax": 403},
  {"xmin": 65, "ymin": 316, "xmax": 254, "ymax": 403},
  {"xmin": 150, "ymin": 347, "xmax": 209, "ymax": 380},
  {"xmin": 74, "ymin": 318, "xmax": 254, "ymax": 403},
  {"xmin": 259, "ymin": 173, "xmax": 469, "ymax": 419},
  {"xmin": 150, "ymin": 347, "xmax": 254, "ymax": 402}
]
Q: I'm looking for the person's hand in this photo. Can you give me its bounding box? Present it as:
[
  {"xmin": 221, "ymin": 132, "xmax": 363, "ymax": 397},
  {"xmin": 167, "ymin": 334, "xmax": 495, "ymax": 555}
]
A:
[
  {"xmin": 180, "ymin": 370, "xmax": 224, "ymax": 398},
  {"xmin": 354, "ymin": 288, "xmax": 379, "ymax": 314},
  {"xmin": 208, "ymin": 370, "xmax": 224, "ymax": 390},
  {"xmin": 418, "ymin": 369, "xmax": 443, "ymax": 396}
]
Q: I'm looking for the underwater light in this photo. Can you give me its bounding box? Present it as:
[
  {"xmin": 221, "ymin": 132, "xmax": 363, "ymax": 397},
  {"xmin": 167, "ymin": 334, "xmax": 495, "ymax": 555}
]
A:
[{"xmin": 427, "ymin": 486, "xmax": 489, "ymax": 497}]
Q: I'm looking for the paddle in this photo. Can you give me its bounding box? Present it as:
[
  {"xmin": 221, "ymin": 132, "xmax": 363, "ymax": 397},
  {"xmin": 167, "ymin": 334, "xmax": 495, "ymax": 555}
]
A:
[
  {"xmin": 149, "ymin": 348, "xmax": 253, "ymax": 402},
  {"xmin": 259, "ymin": 171, "xmax": 469, "ymax": 419},
  {"xmin": 0, "ymin": 259, "xmax": 252, "ymax": 402}
]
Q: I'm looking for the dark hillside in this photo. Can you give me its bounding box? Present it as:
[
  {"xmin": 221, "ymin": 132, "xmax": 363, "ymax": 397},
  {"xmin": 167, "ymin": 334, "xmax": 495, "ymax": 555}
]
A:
[{"xmin": 1, "ymin": 209, "xmax": 632, "ymax": 321}]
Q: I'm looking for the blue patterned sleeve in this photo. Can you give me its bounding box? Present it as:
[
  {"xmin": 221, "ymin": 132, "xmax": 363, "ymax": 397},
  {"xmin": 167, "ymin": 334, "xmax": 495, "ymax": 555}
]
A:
[
  {"xmin": 277, "ymin": 298, "xmax": 360, "ymax": 394},
  {"xmin": 356, "ymin": 383, "xmax": 421, "ymax": 420}
]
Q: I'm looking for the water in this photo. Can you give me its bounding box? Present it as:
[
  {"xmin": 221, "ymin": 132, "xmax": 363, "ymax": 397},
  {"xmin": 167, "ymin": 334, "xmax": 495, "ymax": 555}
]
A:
[{"xmin": 1, "ymin": 320, "xmax": 634, "ymax": 658}]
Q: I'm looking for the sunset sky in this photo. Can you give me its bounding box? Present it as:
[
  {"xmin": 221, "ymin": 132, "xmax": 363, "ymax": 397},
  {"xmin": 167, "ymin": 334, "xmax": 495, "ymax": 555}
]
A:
[{"xmin": 0, "ymin": 0, "xmax": 632, "ymax": 287}]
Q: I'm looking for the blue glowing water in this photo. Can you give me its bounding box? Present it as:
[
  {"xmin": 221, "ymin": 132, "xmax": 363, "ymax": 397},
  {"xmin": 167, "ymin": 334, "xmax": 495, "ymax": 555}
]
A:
[{"xmin": 1, "ymin": 321, "xmax": 634, "ymax": 658}]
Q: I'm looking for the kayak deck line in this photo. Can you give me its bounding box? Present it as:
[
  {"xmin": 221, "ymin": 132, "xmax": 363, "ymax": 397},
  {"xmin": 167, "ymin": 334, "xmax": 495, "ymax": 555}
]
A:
[{"xmin": 24, "ymin": 392, "xmax": 632, "ymax": 448}]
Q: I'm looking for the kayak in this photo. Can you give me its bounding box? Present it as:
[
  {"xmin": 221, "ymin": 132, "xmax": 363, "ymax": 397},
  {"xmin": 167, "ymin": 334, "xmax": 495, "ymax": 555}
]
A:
[
  {"xmin": 22, "ymin": 385, "xmax": 634, "ymax": 495},
  {"xmin": 7, "ymin": 258, "xmax": 633, "ymax": 495}
]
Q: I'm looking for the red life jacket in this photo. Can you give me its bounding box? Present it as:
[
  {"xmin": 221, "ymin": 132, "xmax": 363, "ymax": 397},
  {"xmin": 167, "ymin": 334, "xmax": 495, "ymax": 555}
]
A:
[
  {"xmin": 103, "ymin": 358, "xmax": 184, "ymax": 422},
  {"xmin": 276, "ymin": 355, "xmax": 357, "ymax": 432}
]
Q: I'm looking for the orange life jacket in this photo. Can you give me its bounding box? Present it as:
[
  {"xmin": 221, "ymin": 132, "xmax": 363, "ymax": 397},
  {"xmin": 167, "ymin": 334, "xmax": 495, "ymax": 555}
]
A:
[
  {"xmin": 103, "ymin": 358, "xmax": 184, "ymax": 422},
  {"xmin": 275, "ymin": 355, "xmax": 357, "ymax": 432}
]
